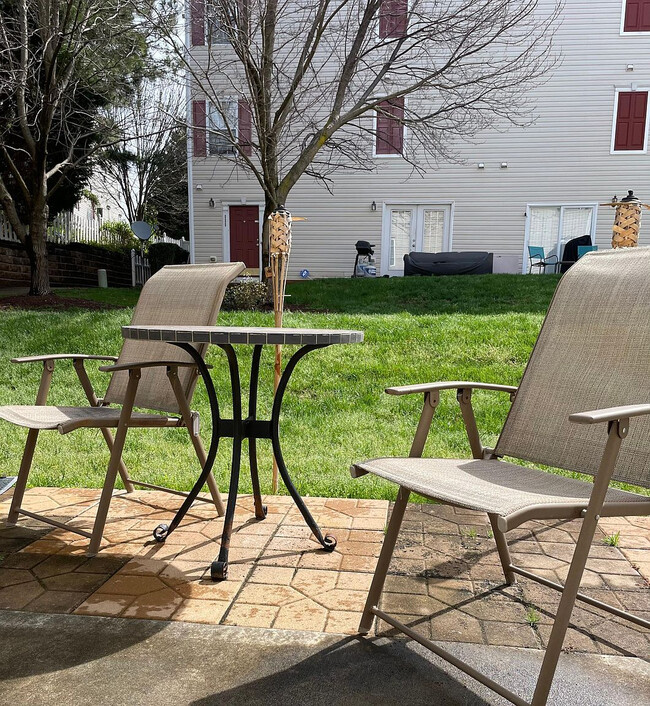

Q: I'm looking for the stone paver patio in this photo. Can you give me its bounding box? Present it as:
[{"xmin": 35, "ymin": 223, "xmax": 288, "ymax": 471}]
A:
[{"xmin": 0, "ymin": 487, "xmax": 648, "ymax": 659}]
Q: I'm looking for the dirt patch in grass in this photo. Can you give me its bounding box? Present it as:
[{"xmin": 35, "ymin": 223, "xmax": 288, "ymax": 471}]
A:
[{"xmin": 0, "ymin": 293, "xmax": 120, "ymax": 311}]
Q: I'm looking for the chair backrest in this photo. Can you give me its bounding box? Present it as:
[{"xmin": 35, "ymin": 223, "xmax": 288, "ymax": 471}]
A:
[
  {"xmin": 104, "ymin": 262, "xmax": 245, "ymax": 413},
  {"xmin": 495, "ymin": 248, "xmax": 650, "ymax": 489},
  {"xmin": 577, "ymin": 245, "xmax": 598, "ymax": 259},
  {"xmin": 528, "ymin": 246, "xmax": 545, "ymax": 262}
]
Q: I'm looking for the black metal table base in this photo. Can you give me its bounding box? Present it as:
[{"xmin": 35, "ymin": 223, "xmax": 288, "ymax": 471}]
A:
[{"xmin": 153, "ymin": 342, "xmax": 337, "ymax": 581}]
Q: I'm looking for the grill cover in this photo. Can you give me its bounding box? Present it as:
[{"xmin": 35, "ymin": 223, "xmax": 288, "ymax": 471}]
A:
[{"xmin": 403, "ymin": 251, "xmax": 493, "ymax": 276}]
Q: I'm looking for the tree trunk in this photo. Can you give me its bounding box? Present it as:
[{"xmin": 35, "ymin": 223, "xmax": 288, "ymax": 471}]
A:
[{"xmin": 27, "ymin": 210, "xmax": 52, "ymax": 296}]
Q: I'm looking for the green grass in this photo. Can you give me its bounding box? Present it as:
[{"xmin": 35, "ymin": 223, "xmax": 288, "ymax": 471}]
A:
[
  {"xmin": 0, "ymin": 274, "xmax": 643, "ymax": 501},
  {"xmin": 603, "ymin": 531, "xmax": 621, "ymax": 547}
]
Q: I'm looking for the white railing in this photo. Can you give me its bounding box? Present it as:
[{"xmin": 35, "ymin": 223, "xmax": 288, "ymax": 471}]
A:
[
  {"xmin": 0, "ymin": 212, "xmax": 189, "ymax": 250},
  {"xmin": 131, "ymin": 249, "xmax": 151, "ymax": 286}
]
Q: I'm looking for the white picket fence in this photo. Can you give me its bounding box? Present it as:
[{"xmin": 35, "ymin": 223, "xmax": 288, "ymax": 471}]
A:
[
  {"xmin": 131, "ymin": 249, "xmax": 151, "ymax": 286},
  {"xmin": 0, "ymin": 211, "xmax": 189, "ymax": 251}
]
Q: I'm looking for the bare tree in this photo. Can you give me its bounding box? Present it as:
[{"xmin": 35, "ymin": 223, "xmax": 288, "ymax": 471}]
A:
[
  {"xmin": 0, "ymin": 0, "xmax": 151, "ymax": 295},
  {"xmin": 97, "ymin": 79, "xmax": 186, "ymax": 227},
  {"xmin": 143, "ymin": 0, "xmax": 560, "ymax": 266}
]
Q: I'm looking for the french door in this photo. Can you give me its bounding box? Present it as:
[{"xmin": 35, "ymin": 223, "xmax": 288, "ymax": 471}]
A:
[{"xmin": 382, "ymin": 204, "xmax": 452, "ymax": 275}]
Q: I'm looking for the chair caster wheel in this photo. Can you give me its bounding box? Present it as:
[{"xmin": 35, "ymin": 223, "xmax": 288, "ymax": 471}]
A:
[
  {"xmin": 322, "ymin": 534, "xmax": 337, "ymax": 552},
  {"xmin": 211, "ymin": 561, "xmax": 228, "ymax": 581},
  {"xmin": 153, "ymin": 524, "xmax": 169, "ymax": 542},
  {"xmin": 255, "ymin": 504, "xmax": 268, "ymax": 520}
]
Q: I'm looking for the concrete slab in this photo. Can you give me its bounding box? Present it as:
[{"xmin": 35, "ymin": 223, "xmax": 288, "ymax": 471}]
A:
[{"xmin": 1, "ymin": 610, "xmax": 648, "ymax": 706}]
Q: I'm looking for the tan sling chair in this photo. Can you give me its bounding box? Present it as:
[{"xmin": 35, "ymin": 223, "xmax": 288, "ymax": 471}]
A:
[
  {"xmin": 1, "ymin": 262, "xmax": 245, "ymax": 555},
  {"xmin": 352, "ymin": 248, "xmax": 650, "ymax": 706}
]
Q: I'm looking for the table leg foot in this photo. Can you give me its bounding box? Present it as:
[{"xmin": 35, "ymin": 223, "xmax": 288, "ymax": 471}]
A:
[
  {"xmin": 211, "ymin": 560, "xmax": 228, "ymax": 581},
  {"xmin": 153, "ymin": 523, "xmax": 169, "ymax": 542},
  {"xmin": 255, "ymin": 504, "xmax": 268, "ymax": 520},
  {"xmin": 323, "ymin": 534, "xmax": 337, "ymax": 552}
]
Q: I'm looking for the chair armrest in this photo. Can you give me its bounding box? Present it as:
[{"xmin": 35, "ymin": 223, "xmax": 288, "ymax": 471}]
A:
[
  {"xmin": 386, "ymin": 381, "xmax": 518, "ymax": 396},
  {"xmin": 99, "ymin": 361, "xmax": 212, "ymax": 373},
  {"xmin": 12, "ymin": 354, "xmax": 118, "ymax": 364},
  {"xmin": 544, "ymin": 255, "xmax": 558, "ymax": 263},
  {"xmin": 569, "ymin": 404, "xmax": 650, "ymax": 425}
]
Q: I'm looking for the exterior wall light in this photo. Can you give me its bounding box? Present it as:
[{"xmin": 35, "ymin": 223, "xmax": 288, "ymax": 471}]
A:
[
  {"xmin": 477, "ymin": 162, "xmax": 485, "ymax": 169},
  {"xmin": 626, "ymin": 64, "xmax": 634, "ymax": 72},
  {"xmin": 371, "ymin": 201, "xmax": 377, "ymax": 211},
  {"xmin": 196, "ymin": 184, "xmax": 203, "ymax": 191},
  {"xmin": 209, "ymin": 198, "xmax": 215, "ymax": 208},
  {"xmin": 500, "ymin": 162, "xmax": 508, "ymax": 169}
]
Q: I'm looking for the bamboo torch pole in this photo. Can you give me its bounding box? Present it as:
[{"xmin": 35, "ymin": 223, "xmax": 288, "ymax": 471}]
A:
[{"xmin": 268, "ymin": 207, "xmax": 292, "ymax": 494}]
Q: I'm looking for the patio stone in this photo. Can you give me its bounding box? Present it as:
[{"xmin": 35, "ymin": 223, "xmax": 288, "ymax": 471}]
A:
[{"xmin": 0, "ymin": 487, "xmax": 647, "ymax": 658}]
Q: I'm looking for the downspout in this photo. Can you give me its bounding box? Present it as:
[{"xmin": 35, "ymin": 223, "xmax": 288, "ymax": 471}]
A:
[{"xmin": 185, "ymin": 0, "xmax": 196, "ymax": 264}]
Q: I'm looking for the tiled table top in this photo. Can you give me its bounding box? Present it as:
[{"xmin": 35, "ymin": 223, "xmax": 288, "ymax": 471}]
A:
[{"xmin": 0, "ymin": 488, "xmax": 648, "ymax": 657}]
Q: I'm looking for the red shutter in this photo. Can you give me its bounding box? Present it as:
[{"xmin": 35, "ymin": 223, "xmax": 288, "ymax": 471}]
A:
[
  {"xmin": 192, "ymin": 100, "xmax": 207, "ymax": 157},
  {"xmin": 375, "ymin": 98, "xmax": 404, "ymax": 155},
  {"xmin": 379, "ymin": 0, "xmax": 408, "ymax": 38},
  {"xmin": 238, "ymin": 100, "xmax": 252, "ymax": 156},
  {"xmin": 191, "ymin": 0, "xmax": 205, "ymax": 46},
  {"xmin": 614, "ymin": 92, "xmax": 648, "ymax": 151},
  {"xmin": 624, "ymin": 0, "xmax": 650, "ymax": 31}
]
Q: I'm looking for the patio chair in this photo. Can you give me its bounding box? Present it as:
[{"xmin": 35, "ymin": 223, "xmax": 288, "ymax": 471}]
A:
[
  {"xmin": 351, "ymin": 248, "xmax": 650, "ymax": 706},
  {"xmin": 527, "ymin": 245, "xmax": 558, "ymax": 274},
  {"xmin": 1, "ymin": 262, "xmax": 245, "ymax": 555},
  {"xmin": 577, "ymin": 245, "xmax": 598, "ymax": 259}
]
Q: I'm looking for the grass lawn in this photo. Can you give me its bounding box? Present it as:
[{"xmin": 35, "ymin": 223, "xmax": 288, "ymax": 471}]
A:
[{"xmin": 3, "ymin": 273, "xmax": 641, "ymax": 502}]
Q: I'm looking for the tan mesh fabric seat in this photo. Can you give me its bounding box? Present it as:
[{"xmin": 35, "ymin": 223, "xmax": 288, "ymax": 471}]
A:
[
  {"xmin": 2, "ymin": 262, "xmax": 245, "ymax": 555},
  {"xmin": 354, "ymin": 249, "xmax": 650, "ymax": 706},
  {"xmin": 352, "ymin": 457, "xmax": 646, "ymax": 518},
  {"xmin": 0, "ymin": 405, "xmax": 180, "ymax": 433}
]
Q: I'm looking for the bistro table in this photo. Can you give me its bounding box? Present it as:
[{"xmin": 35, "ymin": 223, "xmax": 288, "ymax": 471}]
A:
[{"xmin": 121, "ymin": 325, "xmax": 364, "ymax": 580}]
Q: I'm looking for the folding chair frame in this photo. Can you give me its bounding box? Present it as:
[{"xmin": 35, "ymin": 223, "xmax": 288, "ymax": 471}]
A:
[
  {"xmin": 357, "ymin": 385, "xmax": 650, "ymax": 706},
  {"xmin": 7, "ymin": 355, "xmax": 225, "ymax": 555}
]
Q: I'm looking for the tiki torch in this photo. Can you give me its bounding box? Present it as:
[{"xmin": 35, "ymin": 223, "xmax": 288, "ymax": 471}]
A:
[
  {"xmin": 268, "ymin": 207, "xmax": 292, "ymax": 493},
  {"xmin": 601, "ymin": 191, "xmax": 650, "ymax": 248}
]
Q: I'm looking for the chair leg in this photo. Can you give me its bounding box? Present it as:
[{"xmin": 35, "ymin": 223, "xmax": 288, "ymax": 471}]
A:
[
  {"xmin": 7, "ymin": 429, "xmax": 40, "ymax": 525},
  {"xmin": 88, "ymin": 370, "xmax": 140, "ymax": 555},
  {"xmin": 488, "ymin": 513, "xmax": 516, "ymax": 586},
  {"xmin": 192, "ymin": 433, "xmax": 225, "ymax": 516},
  {"xmin": 100, "ymin": 427, "xmax": 134, "ymax": 493},
  {"xmin": 359, "ymin": 486, "xmax": 411, "ymax": 634}
]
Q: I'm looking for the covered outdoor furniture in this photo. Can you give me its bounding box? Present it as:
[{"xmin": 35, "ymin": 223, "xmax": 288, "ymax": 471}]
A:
[
  {"xmin": 403, "ymin": 251, "xmax": 493, "ymax": 276},
  {"xmin": 351, "ymin": 248, "xmax": 650, "ymax": 706},
  {"xmin": 558, "ymin": 234, "xmax": 592, "ymax": 273},
  {"xmin": 1, "ymin": 262, "xmax": 245, "ymax": 554}
]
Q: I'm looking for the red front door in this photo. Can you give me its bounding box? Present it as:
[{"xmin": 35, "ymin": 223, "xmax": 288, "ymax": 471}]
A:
[{"xmin": 229, "ymin": 205, "xmax": 260, "ymax": 268}]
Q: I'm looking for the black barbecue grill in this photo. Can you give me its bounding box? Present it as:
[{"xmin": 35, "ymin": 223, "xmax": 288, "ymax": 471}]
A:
[{"xmin": 353, "ymin": 240, "xmax": 376, "ymax": 277}]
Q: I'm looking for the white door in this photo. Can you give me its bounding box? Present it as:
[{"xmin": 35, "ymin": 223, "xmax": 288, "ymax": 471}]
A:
[{"xmin": 383, "ymin": 204, "xmax": 451, "ymax": 275}]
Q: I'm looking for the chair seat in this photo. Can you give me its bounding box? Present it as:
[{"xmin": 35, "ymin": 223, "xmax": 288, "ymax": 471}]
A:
[
  {"xmin": 351, "ymin": 457, "xmax": 645, "ymax": 517},
  {"xmin": 0, "ymin": 405, "xmax": 181, "ymax": 433}
]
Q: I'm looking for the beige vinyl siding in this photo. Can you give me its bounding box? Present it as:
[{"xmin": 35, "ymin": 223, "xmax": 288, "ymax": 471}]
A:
[{"xmin": 190, "ymin": 0, "xmax": 650, "ymax": 277}]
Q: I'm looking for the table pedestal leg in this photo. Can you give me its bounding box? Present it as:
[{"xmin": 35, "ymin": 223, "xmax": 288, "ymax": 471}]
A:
[
  {"xmin": 270, "ymin": 345, "xmax": 337, "ymax": 552},
  {"xmin": 151, "ymin": 341, "xmax": 222, "ymax": 542}
]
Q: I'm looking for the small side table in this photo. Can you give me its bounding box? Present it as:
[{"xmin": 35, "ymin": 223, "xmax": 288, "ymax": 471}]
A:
[{"xmin": 122, "ymin": 325, "xmax": 364, "ymax": 579}]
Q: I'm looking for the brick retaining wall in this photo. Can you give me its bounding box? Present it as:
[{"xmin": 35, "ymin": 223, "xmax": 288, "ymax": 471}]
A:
[{"xmin": 0, "ymin": 240, "xmax": 132, "ymax": 289}]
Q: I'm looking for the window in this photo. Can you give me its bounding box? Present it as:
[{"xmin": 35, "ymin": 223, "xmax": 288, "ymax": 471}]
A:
[
  {"xmin": 375, "ymin": 98, "xmax": 404, "ymax": 155},
  {"xmin": 208, "ymin": 101, "xmax": 238, "ymax": 154},
  {"xmin": 526, "ymin": 205, "xmax": 596, "ymax": 270},
  {"xmin": 623, "ymin": 0, "xmax": 650, "ymax": 32},
  {"xmin": 379, "ymin": 0, "xmax": 408, "ymax": 38},
  {"xmin": 206, "ymin": 1, "xmax": 231, "ymax": 44},
  {"xmin": 613, "ymin": 91, "xmax": 648, "ymax": 151}
]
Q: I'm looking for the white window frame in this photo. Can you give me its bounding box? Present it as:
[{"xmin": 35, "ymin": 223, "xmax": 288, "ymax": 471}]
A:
[
  {"xmin": 372, "ymin": 97, "xmax": 407, "ymax": 159},
  {"xmin": 610, "ymin": 87, "xmax": 650, "ymax": 154},
  {"xmin": 522, "ymin": 203, "xmax": 598, "ymax": 275},
  {"xmin": 207, "ymin": 99, "xmax": 238, "ymax": 156},
  {"xmin": 380, "ymin": 200, "xmax": 455, "ymax": 275},
  {"xmin": 620, "ymin": 0, "xmax": 650, "ymax": 35},
  {"xmin": 222, "ymin": 201, "xmax": 264, "ymax": 277}
]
